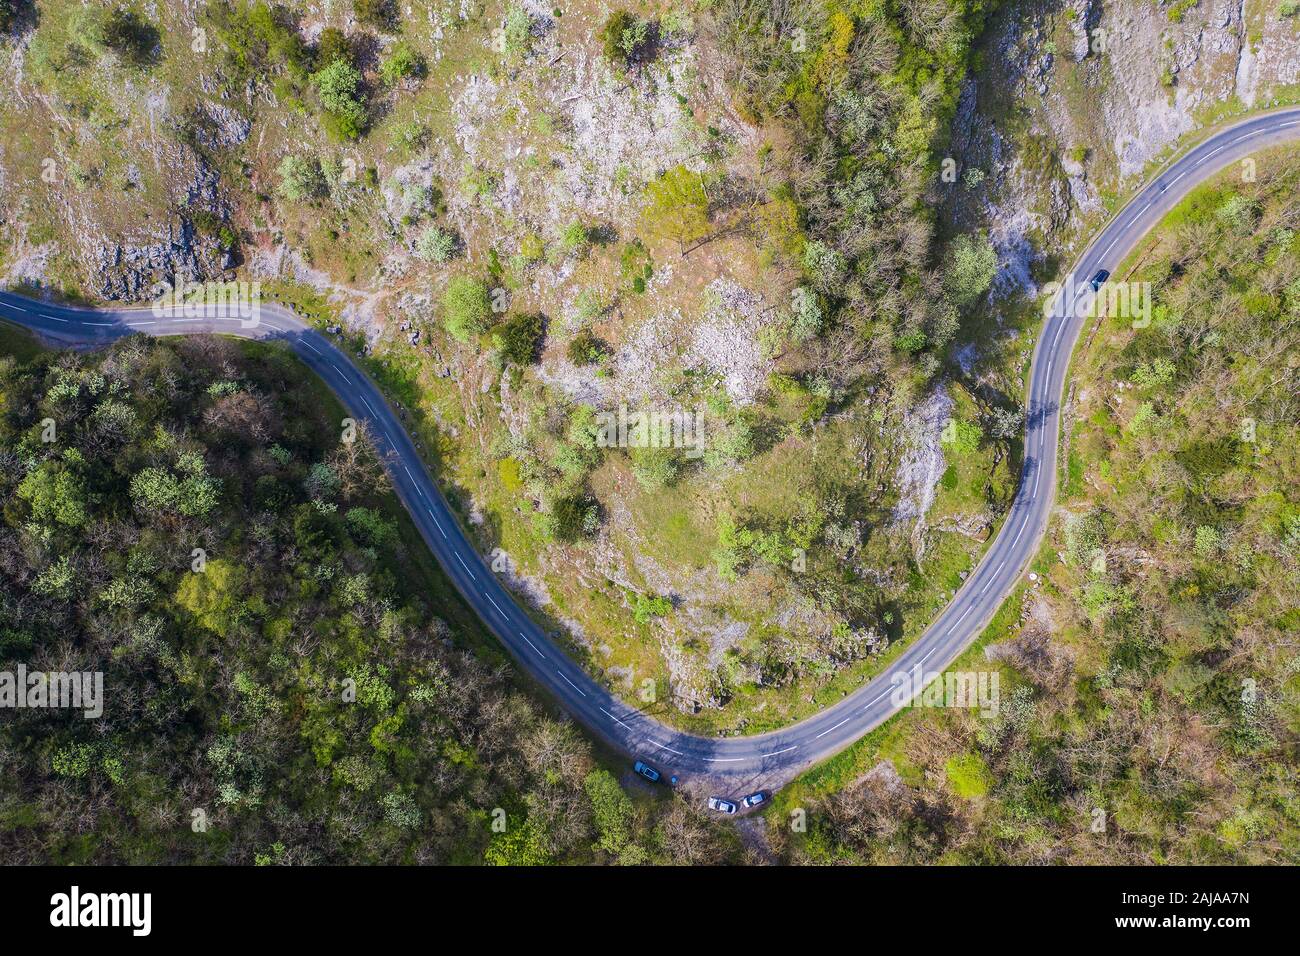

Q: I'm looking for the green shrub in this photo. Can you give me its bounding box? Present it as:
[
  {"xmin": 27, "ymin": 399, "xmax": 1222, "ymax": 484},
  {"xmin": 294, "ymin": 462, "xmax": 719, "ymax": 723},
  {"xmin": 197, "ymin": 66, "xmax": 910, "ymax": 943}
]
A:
[
  {"xmin": 276, "ymin": 154, "xmax": 326, "ymax": 201},
  {"xmin": 943, "ymin": 234, "xmax": 998, "ymax": 310},
  {"xmin": 574, "ymin": 288, "xmax": 606, "ymax": 323},
  {"xmin": 392, "ymin": 120, "xmax": 429, "ymax": 151},
  {"xmin": 600, "ymin": 10, "xmax": 651, "ymax": 64},
  {"xmin": 567, "ymin": 329, "xmax": 603, "ymax": 365},
  {"xmin": 641, "ymin": 166, "xmax": 709, "ymax": 255},
  {"xmin": 314, "ymin": 26, "xmax": 352, "ymax": 70},
  {"xmin": 518, "ymin": 232, "xmax": 545, "ymax": 265},
  {"xmin": 560, "ymin": 221, "xmax": 590, "ymax": 256},
  {"xmin": 354, "ymin": 0, "xmax": 396, "ymax": 30},
  {"xmin": 502, "ymin": 3, "xmax": 532, "ymax": 61},
  {"xmin": 414, "ymin": 226, "xmax": 456, "ymax": 263},
  {"xmin": 442, "ymin": 276, "xmax": 493, "ymax": 343},
  {"xmin": 100, "ymin": 6, "xmax": 160, "ymax": 67},
  {"xmin": 379, "ymin": 41, "xmax": 426, "ymax": 86},
  {"xmin": 583, "ymin": 769, "xmax": 634, "ymax": 854},
  {"xmin": 630, "ymin": 446, "xmax": 680, "ymax": 490},
  {"xmin": 549, "ymin": 493, "xmax": 599, "ymax": 541},
  {"xmin": 314, "ymin": 59, "xmax": 368, "ymax": 139},
  {"xmin": 492, "ymin": 312, "xmax": 545, "ymax": 365},
  {"xmin": 631, "ymin": 592, "xmax": 672, "ymax": 624}
]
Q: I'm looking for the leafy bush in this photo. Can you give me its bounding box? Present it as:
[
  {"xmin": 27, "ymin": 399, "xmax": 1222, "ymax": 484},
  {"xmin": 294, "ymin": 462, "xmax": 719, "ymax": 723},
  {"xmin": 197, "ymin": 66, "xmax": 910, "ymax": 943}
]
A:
[
  {"xmin": 314, "ymin": 26, "xmax": 351, "ymax": 70},
  {"xmin": 943, "ymin": 234, "xmax": 998, "ymax": 310},
  {"xmin": 354, "ymin": 0, "xmax": 396, "ymax": 30},
  {"xmin": 641, "ymin": 165, "xmax": 710, "ymax": 255},
  {"xmin": 567, "ymin": 329, "xmax": 603, "ymax": 366},
  {"xmin": 630, "ymin": 446, "xmax": 680, "ymax": 490},
  {"xmin": 573, "ymin": 288, "xmax": 606, "ymax": 323},
  {"xmin": 600, "ymin": 10, "xmax": 651, "ymax": 64},
  {"xmin": 492, "ymin": 312, "xmax": 545, "ymax": 365},
  {"xmin": 502, "ymin": 3, "xmax": 532, "ymax": 61},
  {"xmin": 560, "ymin": 221, "xmax": 591, "ymax": 257},
  {"xmin": 549, "ymin": 493, "xmax": 599, "ymax": 541},
  {"xmin": 584, "ymin": 769, "xmax": 634, "ymax": 855},
  {"xmin": 314, "ymin": 59, "xmax": 368, "ymax": 139},
  {"xmin": 789, "ymin": 286, "xmax": 823, "ymax": 341},
  {"xmin": 17, "ymin": 461, "xmax": 87, "ymax": 528},
  {"xmin": 702, "ymin": 414, "xmax": 755, "ymax": 469},
  {"xmin": 414, "ymin": 226, "xmax": 456, "ymax": 263},
  {"xmin": 276, "ymin": 154, "xmax": 326, "ymax": 201},
  {"xmin": 99, "ymin": 6, "xmax": 160, "ymax": 67},
  {"xmin": 801, "ymin": 240, "xmax": 847, "ymax": 294},
  {"xmin": 391, "ymin": 119, "xmax": 429, "ymax": 151},
  {"xmin": 442, "ymin": 276, "xmax": 493, "ymax": 343},
  {"xmin": 631, "ymin": 592, "xmax": 672, "ymax": 624},
  {"xmin": 379, "ymin": 41, "xmax": 426, "ymax": 86},
  {"xmin": 206, "ymin": 0, "xmax": 312, "ymax": 86}
]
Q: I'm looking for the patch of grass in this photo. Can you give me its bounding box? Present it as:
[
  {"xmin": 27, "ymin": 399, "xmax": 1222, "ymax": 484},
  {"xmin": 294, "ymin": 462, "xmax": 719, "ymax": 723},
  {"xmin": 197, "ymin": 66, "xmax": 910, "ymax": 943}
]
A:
[
  {"xmin": 0, "ymin": 319, "xmax": 50, "ymax": 363},
  {"xmin": 945, "ymin": 751, "xmax": 993, "ymax": 798}
]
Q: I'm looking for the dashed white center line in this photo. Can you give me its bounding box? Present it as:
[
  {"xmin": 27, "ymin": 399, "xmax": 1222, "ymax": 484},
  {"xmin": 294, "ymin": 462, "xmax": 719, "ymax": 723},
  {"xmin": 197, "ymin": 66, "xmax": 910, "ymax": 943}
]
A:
[
  {"xmin": 760, "ymin": 745, "xmax": 798, "ymax": 758},
  {"xmin": 600, "ymin": 707, "xmax": 633, "ymax": 731},
  {"xmin": 556, "ymin": 670, "xmax": 587, "ymax": 697},
  {"xmin": 814, "ymin": 716, "xmax": 851, "ymax": 740},
  {"xmin": 863, "ymin": 687, "xmax": 893, "ymax": 710},
  {"xmin": 517, "ymin": 632, "xmax": 546, "ymax": 659},
  {"xmin": 454, "ymin": 552, "xmax": 476, "ymax": 580}
]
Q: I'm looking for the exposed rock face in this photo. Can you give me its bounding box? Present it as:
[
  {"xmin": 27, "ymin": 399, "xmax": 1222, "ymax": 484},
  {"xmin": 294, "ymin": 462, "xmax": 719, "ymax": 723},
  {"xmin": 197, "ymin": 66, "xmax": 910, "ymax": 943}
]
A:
[
  {"xmin": 92, "ymin": 221, "xmax": 220, "ymax": 300},
  {"xmin": 891, "ymin": 384, "xmax": 956, "ymax": 549},
  {"xmin": 193, "ymin": 102, "xmax": 253, "ymax": 152},
  {"xmin": 85, "ymin": 151, "xmax": 232, "ymax": 301},
  {"xmin": 948, "ymin": 1, "xmax": 1300, "ymax": 296}
]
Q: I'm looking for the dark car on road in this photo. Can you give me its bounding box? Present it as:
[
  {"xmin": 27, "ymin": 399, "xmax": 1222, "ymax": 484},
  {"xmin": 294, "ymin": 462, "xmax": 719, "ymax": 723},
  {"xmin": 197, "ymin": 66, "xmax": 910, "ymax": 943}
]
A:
[
  {"xmin": 741, "ymin": 791, "xmax": 769, "ymax": 810},
  {"xmin": 633, "ymin": 761, "xmax": 660, "ymax": 782},
  {"xmin": 1090, "ymin": 269, "xmax": 1110, "ymax": 291}
]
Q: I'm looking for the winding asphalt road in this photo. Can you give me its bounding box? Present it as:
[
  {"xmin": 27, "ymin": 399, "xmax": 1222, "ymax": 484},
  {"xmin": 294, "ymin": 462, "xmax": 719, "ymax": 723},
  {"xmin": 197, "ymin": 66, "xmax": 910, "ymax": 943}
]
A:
[{"xmin": 3, "ymin": 107, "xmax": 1299, "ymax": 795}]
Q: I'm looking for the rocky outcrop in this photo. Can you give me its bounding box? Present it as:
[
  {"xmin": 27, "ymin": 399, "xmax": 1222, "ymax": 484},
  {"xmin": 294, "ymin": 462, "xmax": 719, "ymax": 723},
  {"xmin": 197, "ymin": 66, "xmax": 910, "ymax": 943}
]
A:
[
  {"xmin": 87, "ymin": 151, "xmax": 232, "ymax": 301},
  {"xmin": 91, "ymin": 217, "xmax": 230, "ymax": 301},
  {"xmin": 948, "ymin": 0, "xmax": 1300, "ymax": 298}
]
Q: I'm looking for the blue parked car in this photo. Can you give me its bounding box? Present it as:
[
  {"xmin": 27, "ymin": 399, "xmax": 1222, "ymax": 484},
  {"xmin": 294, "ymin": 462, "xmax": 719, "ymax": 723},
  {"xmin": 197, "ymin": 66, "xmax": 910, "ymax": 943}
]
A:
[{"xmin": 633, "ymin": 761, "xmax": 660, "ymax": 782}]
